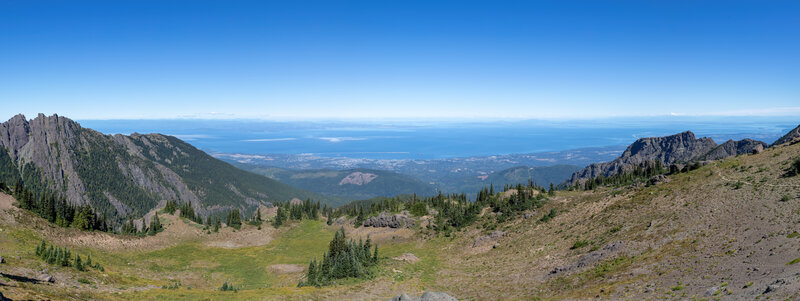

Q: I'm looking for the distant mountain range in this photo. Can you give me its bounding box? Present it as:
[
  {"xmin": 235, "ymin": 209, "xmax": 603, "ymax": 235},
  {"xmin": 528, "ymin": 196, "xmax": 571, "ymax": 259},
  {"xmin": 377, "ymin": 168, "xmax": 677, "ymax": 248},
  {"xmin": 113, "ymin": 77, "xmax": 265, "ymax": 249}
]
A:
[
  {"xmin": 233, "ymin": 165, "xmax": 437, "ymax": 200},
  {"xmin": 0, "ymin": 114, "xmax": 339, "ymax": 220}
]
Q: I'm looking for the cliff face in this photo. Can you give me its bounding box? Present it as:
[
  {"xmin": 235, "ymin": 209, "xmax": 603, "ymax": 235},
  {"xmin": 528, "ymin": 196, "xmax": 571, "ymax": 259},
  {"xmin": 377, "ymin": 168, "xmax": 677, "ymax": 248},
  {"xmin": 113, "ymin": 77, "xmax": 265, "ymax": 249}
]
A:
[
  {"xmin": 0, "ymin": 114, "xmax": 320, "ymax": 219},
  {"xmin": 567, "ymin": 131, "xmax": 767, "ymax": 186},
  {"xmin": 567, "ymin": 131, "xmax": 716, "ymax": 185}
]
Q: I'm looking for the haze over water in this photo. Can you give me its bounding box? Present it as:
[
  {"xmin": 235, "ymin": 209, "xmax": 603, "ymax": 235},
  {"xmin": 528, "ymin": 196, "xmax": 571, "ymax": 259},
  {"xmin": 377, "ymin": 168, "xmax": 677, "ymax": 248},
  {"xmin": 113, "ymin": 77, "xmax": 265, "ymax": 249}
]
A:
[{"xmin": 80, "ymin": 117, "xmax": 796, "ymax": 160}]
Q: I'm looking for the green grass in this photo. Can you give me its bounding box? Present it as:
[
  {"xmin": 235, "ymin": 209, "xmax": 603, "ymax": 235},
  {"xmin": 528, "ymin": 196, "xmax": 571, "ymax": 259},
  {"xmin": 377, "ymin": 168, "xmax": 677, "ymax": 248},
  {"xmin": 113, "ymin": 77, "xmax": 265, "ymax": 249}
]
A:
[
  {"xmin": 125, "ymin": 220, "xmax": 334, "ymax": 290},
  {"xmin": 570, "ymin": 240, "xmax": 590, "ymax": 250},
  {"xmin": 787, "ymin": 257, "xmax": 800, "ymax": 265}
]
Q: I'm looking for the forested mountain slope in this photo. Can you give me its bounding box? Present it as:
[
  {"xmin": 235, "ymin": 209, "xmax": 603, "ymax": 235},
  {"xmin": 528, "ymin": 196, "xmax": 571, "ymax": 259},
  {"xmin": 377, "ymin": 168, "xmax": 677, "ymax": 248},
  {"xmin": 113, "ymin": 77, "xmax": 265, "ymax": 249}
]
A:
[{"xmin": 0, "ymin": 114, "xmax": 332, "ymax": 220}]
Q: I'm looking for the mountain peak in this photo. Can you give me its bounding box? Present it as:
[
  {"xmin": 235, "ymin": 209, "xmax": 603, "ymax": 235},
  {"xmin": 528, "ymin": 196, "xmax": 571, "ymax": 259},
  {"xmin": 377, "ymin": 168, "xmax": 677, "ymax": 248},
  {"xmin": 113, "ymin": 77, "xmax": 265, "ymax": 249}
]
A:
[{"xmin": 567, "ymin": 131, "xmax": 766, "ymax": 186}]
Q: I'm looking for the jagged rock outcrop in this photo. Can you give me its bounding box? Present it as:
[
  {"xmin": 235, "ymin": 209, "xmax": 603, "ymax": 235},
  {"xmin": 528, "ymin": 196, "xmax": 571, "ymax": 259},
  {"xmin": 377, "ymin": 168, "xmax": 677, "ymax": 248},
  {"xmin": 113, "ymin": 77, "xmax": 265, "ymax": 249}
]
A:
[
  {"xmin": 772, "ymin": 124, "xmax": 800, "ymax": 146},
  {"xmin": 386, "ymin": 292, "xmax": 458, "ymax": 301},
  {"xmin": 0, "ymin": 114, "xmax": 321, "ymax": 221},
  {"xmin": 568, "ymin": 131, "xmax": 717, "ymax": 185},
  {"xmin": 363, "ymin": 211, "xmax": 416, "ymax": 228},
  {"xmin": 700, "ymin": 139, "xmax": 768, "ymax": 160},
  {"xmin": 648, "ymin": 174, "xmax": 670, "ymax": 185},
  {"xmin": 567, "ymin": 131, "xmax": 769, "ymax": 186}
]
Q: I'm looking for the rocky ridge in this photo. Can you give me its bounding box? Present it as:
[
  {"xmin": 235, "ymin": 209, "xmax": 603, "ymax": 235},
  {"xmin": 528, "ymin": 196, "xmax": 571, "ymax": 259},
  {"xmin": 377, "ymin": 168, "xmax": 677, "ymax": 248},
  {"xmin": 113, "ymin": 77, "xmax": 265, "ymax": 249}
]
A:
[
  {"xmin": 0, "ymin": 114, "xmax": 320, "ymax": 220},
  {"xmin": 567, "ymin": 131, "xmax": 768, "ymax": 185},
  {"xmin": 772, "ymin": 124, "xmax": 800, "ymax": 146}
]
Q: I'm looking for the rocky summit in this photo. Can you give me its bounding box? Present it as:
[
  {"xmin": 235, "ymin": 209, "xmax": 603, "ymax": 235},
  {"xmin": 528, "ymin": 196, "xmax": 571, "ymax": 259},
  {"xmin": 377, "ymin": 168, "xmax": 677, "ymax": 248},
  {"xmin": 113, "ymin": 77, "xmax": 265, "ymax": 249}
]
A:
[
  {"xmin": 567, "ymin": 131, "xmax": 768, "ymax": 186},
  {"xmin": 0, "ymin": 114, "xmax": 324, "ymax": 219}
]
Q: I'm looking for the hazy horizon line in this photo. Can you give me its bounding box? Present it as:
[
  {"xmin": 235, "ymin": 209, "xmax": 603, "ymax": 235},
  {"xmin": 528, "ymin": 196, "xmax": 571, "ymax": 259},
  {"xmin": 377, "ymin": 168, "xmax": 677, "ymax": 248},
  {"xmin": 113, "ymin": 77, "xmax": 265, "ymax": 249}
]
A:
[{"xmin": 5, "ymin": 107, "xmax": 800, "ymax": 124}]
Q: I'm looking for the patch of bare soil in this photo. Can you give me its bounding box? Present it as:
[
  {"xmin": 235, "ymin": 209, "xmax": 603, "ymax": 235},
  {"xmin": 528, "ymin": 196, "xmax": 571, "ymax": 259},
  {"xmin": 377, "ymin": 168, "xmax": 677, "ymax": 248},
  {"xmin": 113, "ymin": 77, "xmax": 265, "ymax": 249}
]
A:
[
  {"xmin": 392, "ymin": 253, "xmax": 420, "ymax": 264},
  {"xmin": 46, "ymin": 214, "xmax": 206, "ymax": 252},
  {"xmin": 344, "ymin": 224, "xmax": 416, "ymax": 244},
  {"xmin": 204, "ymin": 224, "xmax": 276, "ymax": 248},
  {"xmin": 269, "ymin": 264, "xmax": 305, "ymax": 274}
]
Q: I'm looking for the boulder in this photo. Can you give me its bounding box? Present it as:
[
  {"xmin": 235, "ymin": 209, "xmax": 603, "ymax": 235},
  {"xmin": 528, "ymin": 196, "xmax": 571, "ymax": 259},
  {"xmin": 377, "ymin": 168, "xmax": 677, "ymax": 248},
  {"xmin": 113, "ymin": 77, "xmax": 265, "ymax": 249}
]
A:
[
  {"xmin": 363, "ymin": 212, "xmax": 415, "ymax": 228},
  {"xmin": 37, "ymin": 274, "xmax": 55, "ymax": 283},
  {"xmin": 0, "ymin": 256, "xmax": 4, "ymax": 263},
  {"xmin": 763, "ymin": 279, "xmax": 787, "ymax": 294},
  {"xmin": 648, "ymin": 174, "xmax": 670, "ymax": 185}
]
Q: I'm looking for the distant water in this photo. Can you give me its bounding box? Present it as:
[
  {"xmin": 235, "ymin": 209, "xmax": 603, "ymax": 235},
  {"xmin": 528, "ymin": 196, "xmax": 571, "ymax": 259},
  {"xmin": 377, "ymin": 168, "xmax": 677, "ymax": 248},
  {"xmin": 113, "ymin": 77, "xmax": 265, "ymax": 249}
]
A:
[{"xmin": 79, "ymin": 117, "xmax": 797, "ymax": 160}]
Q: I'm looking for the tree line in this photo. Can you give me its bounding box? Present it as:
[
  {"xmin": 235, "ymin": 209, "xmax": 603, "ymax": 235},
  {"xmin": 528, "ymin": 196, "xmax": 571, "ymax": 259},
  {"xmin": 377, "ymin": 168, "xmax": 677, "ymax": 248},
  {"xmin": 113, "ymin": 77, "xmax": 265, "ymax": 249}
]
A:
[{"xmin": 324, "ymin": 181, "xmax": 551, "ymax": 236}]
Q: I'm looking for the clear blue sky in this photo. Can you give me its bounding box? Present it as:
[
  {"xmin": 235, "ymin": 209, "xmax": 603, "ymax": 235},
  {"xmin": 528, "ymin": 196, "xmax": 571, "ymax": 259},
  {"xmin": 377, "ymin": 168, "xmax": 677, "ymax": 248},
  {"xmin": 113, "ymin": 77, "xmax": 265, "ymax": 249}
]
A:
[{"xmin": 1, "ymin": 0, "xmax": 798, "ymax": 120}]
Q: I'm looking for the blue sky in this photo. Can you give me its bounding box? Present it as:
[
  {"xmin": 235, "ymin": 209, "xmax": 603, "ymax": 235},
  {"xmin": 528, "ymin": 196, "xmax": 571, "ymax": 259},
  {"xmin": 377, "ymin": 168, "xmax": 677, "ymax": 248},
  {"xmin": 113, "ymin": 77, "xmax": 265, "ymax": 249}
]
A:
[{"xmin": 1, "ymin": 0, "xmax": 798, "ymax": 120}]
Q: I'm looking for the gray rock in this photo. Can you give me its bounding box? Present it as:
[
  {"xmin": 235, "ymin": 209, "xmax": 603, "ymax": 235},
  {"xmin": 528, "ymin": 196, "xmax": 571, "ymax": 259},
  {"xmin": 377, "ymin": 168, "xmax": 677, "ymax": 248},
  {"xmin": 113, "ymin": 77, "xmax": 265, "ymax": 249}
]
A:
[
  {"xmin": 386, "ymin": 292, "xmax": 458, "ymax": 301},
  {"xmin": 37, "ymin": 274, "xmax": 55, "ymax": 283},
  {"xmin": 0, "ymin": 256, "xmax": 4, "ymax": 263},
  {"xmin": 420, "ymin": 292, "xmax": 458, "ymax": 301},
  {"xmin": 704, "ymin": 286, "xmax": 719, "ymax": 296},
  {"xmin": 648, "ymin": 174, "xmax": 670, "ymax": 185},
  {"xmin": 763, "ymin": 279, "xmax": 786, "ymax": 294},
  {"xmin": 364, "ymin": 212, "xmax": 415, "ymax": 228}
]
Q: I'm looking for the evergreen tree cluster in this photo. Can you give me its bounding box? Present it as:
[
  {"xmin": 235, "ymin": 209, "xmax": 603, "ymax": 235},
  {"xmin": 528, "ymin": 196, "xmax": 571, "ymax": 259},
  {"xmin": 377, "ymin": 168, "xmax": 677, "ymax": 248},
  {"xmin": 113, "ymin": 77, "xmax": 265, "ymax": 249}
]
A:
[
  {"xmin": 225, "ymin": 209, "xmax": 242, "ymax": 229},
  {"xmin": 148, "ymin": 214, "xmax": 163, "ymax": 236},
  {"xmin": 299, "ymin": 227, "xmax": 378, "ymax": 287},
  {"xmin": 163, "ymin": 200, "xmax": 179, "ymax": 214},
  {"xmin": 35, "ymin": 240, "xmax": 103, "ymax": 271},
  {"xmin": 12, "ymin": 181, "xmax": 110, "ymax": 232},
  {"xmin": 219, "ymin": 281, "xmax": 238, "ymax": 292},
  {"xmin": 485, "ymin": 183, "xmax": 548, "ymax": 223},
  {"xmin": 272, "ymin": 199, "xmax": 320, "ymax": 228},
  {"xmin": 324, "ymin": 181, "xmax": 551, "ymax": 236}
]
